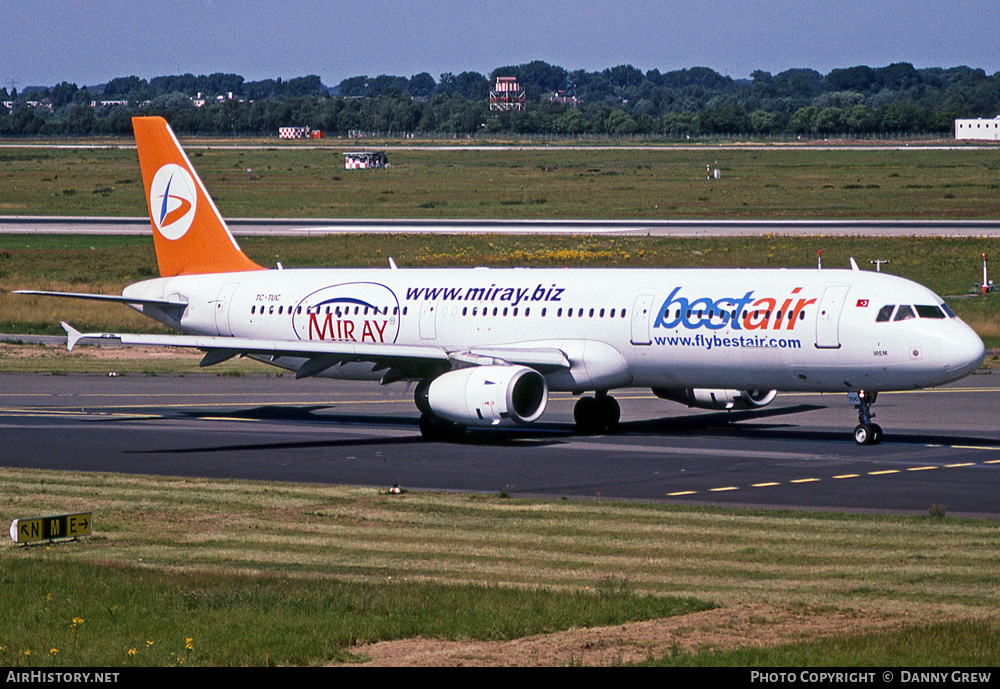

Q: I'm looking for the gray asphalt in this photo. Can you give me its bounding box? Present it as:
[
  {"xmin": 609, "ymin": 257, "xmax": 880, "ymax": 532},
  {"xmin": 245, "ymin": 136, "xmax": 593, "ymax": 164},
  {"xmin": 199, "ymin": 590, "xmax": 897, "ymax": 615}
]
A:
[{"xmin": 2, "ymin": 371, "xmax": 998, "ymax": 518}]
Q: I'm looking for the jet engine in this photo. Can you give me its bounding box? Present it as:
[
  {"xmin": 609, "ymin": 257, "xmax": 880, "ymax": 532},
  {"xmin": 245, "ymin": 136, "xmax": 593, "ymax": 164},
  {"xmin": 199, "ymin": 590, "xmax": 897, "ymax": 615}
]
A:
[
  {"xmin": 652, "ymin": 388, "xmax": 777, "ymax": 410},
  {"xmin": 417, "ymin": 365, "xmax": 548, "ymax": 427}
]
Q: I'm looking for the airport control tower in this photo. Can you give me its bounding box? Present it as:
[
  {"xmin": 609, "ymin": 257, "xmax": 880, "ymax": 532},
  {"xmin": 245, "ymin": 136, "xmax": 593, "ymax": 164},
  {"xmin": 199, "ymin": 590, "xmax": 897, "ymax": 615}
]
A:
[{"xmin": 490, "ymin": 76, "xmax": 525, "ymax": 112}]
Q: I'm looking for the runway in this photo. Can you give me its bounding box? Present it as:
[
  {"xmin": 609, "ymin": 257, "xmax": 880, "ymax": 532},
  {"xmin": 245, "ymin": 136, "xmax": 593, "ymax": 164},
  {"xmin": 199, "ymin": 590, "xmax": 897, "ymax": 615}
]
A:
[
  {"xmin": 2, "ymin": 216, "xmax": 1000, "ymax": 237},
  {"xmin": 2, "ymin": 371, "xmax": 998, "ymax": 518}
]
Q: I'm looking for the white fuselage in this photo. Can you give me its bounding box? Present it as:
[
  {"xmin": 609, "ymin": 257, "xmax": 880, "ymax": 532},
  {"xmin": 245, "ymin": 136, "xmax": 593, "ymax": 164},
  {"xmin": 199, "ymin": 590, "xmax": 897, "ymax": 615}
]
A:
[{"xmin": 123, "ymin": 266, "xmax": 984, "ymax": 394}]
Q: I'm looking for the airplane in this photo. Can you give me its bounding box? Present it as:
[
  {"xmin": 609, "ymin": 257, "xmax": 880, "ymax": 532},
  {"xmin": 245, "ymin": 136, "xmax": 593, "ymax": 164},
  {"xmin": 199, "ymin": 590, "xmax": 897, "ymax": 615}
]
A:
[{"xmin": 16, "ymin": 116, "xmax": 985, "ymax": 445}]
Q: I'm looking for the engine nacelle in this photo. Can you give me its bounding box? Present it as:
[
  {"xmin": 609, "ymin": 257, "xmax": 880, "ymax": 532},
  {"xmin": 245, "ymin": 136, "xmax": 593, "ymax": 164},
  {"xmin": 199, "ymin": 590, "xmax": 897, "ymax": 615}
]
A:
[
  {"xmin": 419, "ymin": 365, "xmax": 548, "ymax": 427},
  {"xmin": 652, "ymin": 387, "xmax": 777, "ymax": 410}
]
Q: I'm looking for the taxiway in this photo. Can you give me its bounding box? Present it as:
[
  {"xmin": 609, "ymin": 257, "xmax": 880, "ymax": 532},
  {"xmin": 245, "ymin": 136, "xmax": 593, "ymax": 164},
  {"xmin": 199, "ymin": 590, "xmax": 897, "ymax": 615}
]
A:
[{"xmin": 2, "ymin": 371, "xmax": 998, "ymax": 518}]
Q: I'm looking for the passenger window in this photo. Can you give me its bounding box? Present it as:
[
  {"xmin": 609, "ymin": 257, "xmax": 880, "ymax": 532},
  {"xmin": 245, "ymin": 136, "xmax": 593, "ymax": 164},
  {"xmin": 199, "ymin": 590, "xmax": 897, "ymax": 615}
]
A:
[
  {"xmin": 894, "ymin": 305, "xmax": 916, "ymax": 321},
  {"xmin": 876, "ymin": 305, "xmax": 895, "ymax": 322},
  {"xmin": 916, "ymin": 304, "xmax": 945, "ymax": 319}
]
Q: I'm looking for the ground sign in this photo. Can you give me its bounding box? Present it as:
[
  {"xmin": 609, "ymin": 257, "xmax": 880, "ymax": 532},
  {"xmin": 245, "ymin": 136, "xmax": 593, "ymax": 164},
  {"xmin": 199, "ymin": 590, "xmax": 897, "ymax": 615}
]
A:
[{"xmin": 9, "ymin": 512, "xmax": 92, "ymax": 544}]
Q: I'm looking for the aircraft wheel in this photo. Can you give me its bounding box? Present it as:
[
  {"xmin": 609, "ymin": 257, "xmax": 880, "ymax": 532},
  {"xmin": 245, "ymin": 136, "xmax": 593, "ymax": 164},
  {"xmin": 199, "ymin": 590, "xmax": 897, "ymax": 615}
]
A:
[
  {"xmin": 854, "ymin": 423, "xmax": 878, "ymax": 445},
  {"xmin": 574, "ymin": 395, "xmax": 621, "ymax": 434},
  {"xmin": 419, "ymin": 412, "xmax": 465, "ymax": 442},
  {"xmin": 870, "ymin": 423, "xmax": 883, "ymax": 445},
  {"xmin": 597, "ymin": 395, "xmax": 621, "ymax": 432},
  {"xmin": 574, "ymin": 396, "xmax": 599, "ymax": 433}
]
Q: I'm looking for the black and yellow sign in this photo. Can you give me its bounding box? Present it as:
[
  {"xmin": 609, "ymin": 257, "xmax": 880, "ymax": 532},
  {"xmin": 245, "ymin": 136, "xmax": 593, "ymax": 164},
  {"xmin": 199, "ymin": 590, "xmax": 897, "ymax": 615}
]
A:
[{"xmin": 9, "ymin": 512, "xmax": 92, "ymax": 544}]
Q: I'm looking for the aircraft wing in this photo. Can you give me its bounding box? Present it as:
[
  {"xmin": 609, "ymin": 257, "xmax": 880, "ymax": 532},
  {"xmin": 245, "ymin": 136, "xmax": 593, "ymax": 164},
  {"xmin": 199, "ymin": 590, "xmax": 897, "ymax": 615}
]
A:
[{"xmin": 60, "ymin": 323, "xmax": 570, "ymax": 384}]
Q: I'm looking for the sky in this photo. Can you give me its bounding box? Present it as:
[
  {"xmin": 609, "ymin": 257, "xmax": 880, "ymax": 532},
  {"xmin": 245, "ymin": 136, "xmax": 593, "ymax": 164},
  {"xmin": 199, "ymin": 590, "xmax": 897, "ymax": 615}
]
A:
[{"xmin": 2, "ymin": 0, "xmax": 999, "ymax": 90}]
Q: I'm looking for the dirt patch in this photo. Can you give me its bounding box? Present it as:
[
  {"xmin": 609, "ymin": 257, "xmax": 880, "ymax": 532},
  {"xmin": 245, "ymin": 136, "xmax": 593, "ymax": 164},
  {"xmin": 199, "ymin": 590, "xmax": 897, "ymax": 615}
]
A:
[
  {"xmin": 348, "ymin": 603, "xmax": 928, "ymax": 667},
  {"xmin": 0, "ymin": 343, "xmax": 196, "ymax": 360}
]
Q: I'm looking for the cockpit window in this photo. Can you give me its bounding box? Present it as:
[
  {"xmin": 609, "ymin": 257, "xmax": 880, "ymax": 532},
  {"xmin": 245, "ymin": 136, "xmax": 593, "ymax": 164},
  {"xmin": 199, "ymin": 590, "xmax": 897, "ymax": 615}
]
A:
[
  {"xmin": 893, "ymin": 305, "xmax": 916, "ymax": 321},
  {"xmin": 941, "ymin": 303, "xmax": 956, "ymax": 318},
  {"xmin": 875, "ymin": 305, "xmax": 895, "ymax": 322},
  {"xmin": 915, "ymin": 304, "xmax": 946, "ymax": 319}
]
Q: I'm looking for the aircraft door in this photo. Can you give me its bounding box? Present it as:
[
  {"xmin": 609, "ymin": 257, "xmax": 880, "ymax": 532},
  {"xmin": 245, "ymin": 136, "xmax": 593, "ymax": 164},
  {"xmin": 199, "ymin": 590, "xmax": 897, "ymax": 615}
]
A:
[
  {"xmin": 630, "ymin": 293, "xmax": 655, "ymax": 346},
  {"xmin": 214, "ymin": 282, "xmax": 239, "ymax": 336},
  {"xmin": 419, "ymin": 300, "xmax": 437, "ymax": 340},
  {"xmin": 815, "ymin": 284, "xmax": 850, "ymax": 349}
]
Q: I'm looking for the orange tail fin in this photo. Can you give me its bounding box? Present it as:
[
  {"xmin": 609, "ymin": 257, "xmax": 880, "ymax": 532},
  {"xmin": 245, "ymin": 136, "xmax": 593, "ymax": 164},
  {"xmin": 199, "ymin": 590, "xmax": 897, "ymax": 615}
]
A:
[{"xmin": 133, "ymin": 116, "xmax": 264, "ymax": 277}]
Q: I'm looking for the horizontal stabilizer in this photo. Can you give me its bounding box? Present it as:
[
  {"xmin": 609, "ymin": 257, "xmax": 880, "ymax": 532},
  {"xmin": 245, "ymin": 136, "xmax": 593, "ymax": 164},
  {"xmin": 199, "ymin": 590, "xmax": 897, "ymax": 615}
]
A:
[
  {"xmin": 16, "ymin": 290, "xmax": 187, "ymax": 309},
  {"xmin": 61, "ymin": 322, "xmax": 83, "ymax": 351}
]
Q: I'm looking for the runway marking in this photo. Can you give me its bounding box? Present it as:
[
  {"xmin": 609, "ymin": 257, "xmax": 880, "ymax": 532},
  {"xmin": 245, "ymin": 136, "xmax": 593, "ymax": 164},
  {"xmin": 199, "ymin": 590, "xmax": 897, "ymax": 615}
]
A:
[
  {"xmin": 668, "ymin": 459, "xmax": 996, "ymax": 498},
  {"xmin": 0, "ymin": 407, "xmax": 164, "ymax": 419},
  {"xmin": 1, "ymin": 408, "xmax": 88, "ymax": 416}
]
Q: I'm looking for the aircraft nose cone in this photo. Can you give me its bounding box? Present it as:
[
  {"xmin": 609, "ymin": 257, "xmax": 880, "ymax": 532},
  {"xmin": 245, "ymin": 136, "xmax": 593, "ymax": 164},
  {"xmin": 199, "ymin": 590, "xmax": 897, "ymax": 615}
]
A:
[{"xmin": 945, "ymin": 327, "xmax": 985, "ymax": 379}]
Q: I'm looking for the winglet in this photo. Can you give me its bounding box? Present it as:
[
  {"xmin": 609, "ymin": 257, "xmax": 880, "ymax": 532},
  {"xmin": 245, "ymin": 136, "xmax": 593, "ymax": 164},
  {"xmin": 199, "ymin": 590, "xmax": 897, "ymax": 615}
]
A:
[{"xmin": 132, "ymin": 116, "xmax": 264, "ymax": 277}]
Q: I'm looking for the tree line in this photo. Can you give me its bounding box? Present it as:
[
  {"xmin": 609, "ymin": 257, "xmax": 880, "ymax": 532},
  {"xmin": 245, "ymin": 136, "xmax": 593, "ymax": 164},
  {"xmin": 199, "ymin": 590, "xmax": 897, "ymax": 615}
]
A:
[{"xmin": 1, "ymin": 61, "xmax": 997, "ymax": 137}]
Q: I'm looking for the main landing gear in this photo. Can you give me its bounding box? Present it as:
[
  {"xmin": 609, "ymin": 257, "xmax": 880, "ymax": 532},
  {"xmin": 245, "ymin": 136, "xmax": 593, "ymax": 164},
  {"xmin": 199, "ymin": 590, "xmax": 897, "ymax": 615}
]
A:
[
  {"xmin": 852, "ymin": 390, "xmax": 882, "ymax": 446},
  {"xmin": 418, "ymin": 412, "xmax": 466, "ymax": 442},
  {"xmin": 574, "ymin": 391, "xmax": 621, "ymax": 434}
]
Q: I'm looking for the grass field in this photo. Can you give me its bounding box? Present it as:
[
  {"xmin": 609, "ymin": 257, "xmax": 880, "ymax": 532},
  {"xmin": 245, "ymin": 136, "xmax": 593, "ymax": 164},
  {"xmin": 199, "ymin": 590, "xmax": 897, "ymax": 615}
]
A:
[
  {"xmin": 2, "ymin": 145, "xmax": 999, "ymax": 219},
  {"xmin": 4, "ymin": 233, "xmax": 1000, "ymax": 348},
  {"xmin": 2, "ymin": 469, "xmax": 999, "ymax": 666}
]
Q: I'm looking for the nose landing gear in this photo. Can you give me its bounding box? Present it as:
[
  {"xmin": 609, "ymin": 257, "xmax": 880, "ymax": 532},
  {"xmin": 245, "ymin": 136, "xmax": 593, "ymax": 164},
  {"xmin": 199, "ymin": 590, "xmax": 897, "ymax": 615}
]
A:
[{"xmin": 852, "ymin": 390, "xmax": 882, "ymax": 445}]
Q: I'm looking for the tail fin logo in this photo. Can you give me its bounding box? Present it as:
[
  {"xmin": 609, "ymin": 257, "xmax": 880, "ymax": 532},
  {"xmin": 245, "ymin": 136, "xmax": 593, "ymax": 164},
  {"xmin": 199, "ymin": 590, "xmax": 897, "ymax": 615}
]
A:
[{"xmin": 149, "ymin": 163, "xmax": 197, "ymax": 240}]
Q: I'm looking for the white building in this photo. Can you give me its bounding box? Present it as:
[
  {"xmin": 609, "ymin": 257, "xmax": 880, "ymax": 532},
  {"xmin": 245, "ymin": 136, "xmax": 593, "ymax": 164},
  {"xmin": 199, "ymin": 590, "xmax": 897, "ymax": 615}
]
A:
[{"xmin": 955, "ymin": 117, "xmax": 1000, "ymax": 141}]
